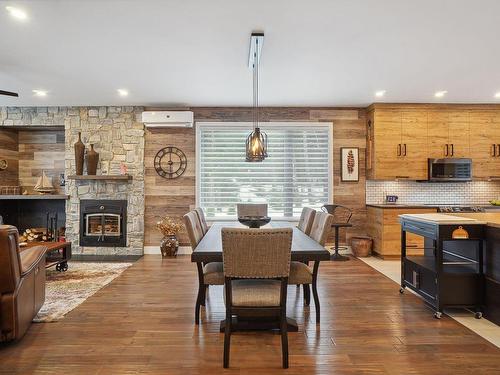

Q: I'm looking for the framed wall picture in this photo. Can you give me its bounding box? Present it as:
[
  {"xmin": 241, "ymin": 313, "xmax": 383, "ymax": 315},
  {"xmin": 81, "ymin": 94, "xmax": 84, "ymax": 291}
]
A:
[{"xmin": 340, "ymin": 147, "xmax": 359, "ymax": 182}]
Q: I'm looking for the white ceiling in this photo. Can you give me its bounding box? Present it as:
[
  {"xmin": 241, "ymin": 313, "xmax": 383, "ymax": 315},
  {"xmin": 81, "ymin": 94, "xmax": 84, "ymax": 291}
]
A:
[{"xmin": 1, "ymin": 0, "xmax": 500, "ymax": 107}]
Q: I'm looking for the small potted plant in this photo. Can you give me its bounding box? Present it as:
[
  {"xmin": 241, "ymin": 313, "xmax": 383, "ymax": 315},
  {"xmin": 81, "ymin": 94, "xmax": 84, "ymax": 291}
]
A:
[{"xmin": 156, "ymin": 216, "xmax": 183, "ymax": 257}]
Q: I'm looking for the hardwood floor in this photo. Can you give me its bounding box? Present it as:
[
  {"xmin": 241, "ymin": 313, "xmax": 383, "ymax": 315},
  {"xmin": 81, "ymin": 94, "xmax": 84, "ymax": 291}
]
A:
[{"xmin": 1, "ymin": 255, "xmax": 499, "ymax": 374}]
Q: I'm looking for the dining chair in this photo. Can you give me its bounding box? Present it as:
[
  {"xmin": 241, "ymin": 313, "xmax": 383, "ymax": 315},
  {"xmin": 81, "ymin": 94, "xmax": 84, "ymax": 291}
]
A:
[
  {"xmin": 194, "ymin": 207, "xmax": 209, "ymax": 235},
  {"xmin": 221, "ymin": 228, "xmax": 292, "ymax": 369},
  {"xmin": 183, "ymin": 211, "xmax": 224, "ymax": 324},
  {"xmin": 236, "ymin": 203, "xmax": 268, "ymax": 217},
  {"xmin": 321, "ymin": 204, "xmax": 353, "ymax": 261},
  {"xmin": 289, "ymin": 211, "xmax": 334, "ymax": 323},
  {"xmin": 297, "ymin": 207, "xmax": 316, "ymax": 235}
]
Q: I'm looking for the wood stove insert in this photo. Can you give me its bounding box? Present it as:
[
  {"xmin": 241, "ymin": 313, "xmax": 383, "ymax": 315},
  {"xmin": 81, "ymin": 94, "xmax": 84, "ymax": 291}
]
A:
[{"xmin": 80, "ymin": 200, "xmax": 127, "ymax": 247}]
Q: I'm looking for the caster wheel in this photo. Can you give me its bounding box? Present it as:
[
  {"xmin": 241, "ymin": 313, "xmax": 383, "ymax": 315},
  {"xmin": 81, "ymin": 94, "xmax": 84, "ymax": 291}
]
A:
[
  {"xmin": 434, "ymin": 312, "xmax": 442, "ymax": 319},
  {"xmin": 474, "ymin": 312, "xmax": 483, "ymax": 319},
  {"xmin": 399, "ymin": 288, "xmax": 405, "ymax": 294},
  {"xmin": 56, "ymin": 263, "xmax": 68, "ymax": 272}
]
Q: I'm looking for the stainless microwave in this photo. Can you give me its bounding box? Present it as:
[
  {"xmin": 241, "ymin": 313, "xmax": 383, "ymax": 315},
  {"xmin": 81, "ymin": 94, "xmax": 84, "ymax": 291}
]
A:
[{"xmin": 428, "ymin": 158, "xmax": 472, "ymax": 182}]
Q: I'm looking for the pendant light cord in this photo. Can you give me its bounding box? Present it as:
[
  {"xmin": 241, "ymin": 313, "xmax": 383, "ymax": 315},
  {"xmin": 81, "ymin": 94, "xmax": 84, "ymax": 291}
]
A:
[{"xmin": 253, "ymin": 38, "xmax": 259, "ymax": 131}]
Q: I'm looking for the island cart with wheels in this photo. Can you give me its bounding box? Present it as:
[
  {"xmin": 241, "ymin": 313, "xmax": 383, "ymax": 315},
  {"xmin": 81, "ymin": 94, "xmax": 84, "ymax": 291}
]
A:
[{"xmin": 399, "ymin": 214, "xmax": 485, "ymax": 319}]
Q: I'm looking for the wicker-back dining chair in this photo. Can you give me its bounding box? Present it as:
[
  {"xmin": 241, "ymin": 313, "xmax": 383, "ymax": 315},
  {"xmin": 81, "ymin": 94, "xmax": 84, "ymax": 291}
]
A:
[
  {"xmin": 297, "ymin": 207, "xmax": 316, "ymax": 235},
  {"xmin": 183, "ymin": 211, "xmax": 224, "ymax": 324},
  {"xmin": 194, "ymin": 207, "xmax": 209, "ymax": 235},
  {"xmin": 221, "ymin": 228, "xmax": 293, "ymax": 369},
  {"xmin": 289, "ymin": 211, "xmax": 334, "ymax": 323},
  {"xmin": 236, "ymin": 203, "xmax": 268, "ymax": 217}
]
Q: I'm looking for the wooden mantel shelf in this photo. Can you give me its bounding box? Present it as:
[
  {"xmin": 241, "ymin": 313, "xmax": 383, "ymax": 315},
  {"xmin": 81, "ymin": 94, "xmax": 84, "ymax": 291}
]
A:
[
  {"xmin": 0, "ymin": 194, "xmax": 69, "ymax": 200},
  {"xmin": 67, "ymin": 175, "xmax": 133, "ymax": 181}
]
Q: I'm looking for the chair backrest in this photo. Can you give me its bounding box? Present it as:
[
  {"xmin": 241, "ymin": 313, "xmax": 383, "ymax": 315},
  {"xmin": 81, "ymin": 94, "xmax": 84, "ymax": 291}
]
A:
[
  {"xmin": 236, "ymin": 203, "xmax": 268, "ymax": 217},
  {"xmin": 194, "ymin": 207, "xmax": 209, "ymax": 234},
  {"xmin": 321, "ymin": 204, "xmax": 352, "ymax": 224},
  {"xmin": 183, "ymin": 211, "xmax": 205, "ymax": 249},
  {"xmin": 222, "ymin": 228, "xmax": 292, "ymax": 278},
  {"xmin": 0, "ymin": 225, "xmax": 21, "ymax": 295},
  {"xmin": 297, "ymin": 207, "xmax": 316, "ymax": 235},
  {"xmin": 309, "ymin": 212, "xmax": 334, "ymax": 246}
]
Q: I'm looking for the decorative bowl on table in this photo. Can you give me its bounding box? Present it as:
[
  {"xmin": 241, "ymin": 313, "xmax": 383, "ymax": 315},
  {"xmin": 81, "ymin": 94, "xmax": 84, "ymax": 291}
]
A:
[{"xmin": 238, "ymin": 216, "xmax": 271, "ymax": 228}]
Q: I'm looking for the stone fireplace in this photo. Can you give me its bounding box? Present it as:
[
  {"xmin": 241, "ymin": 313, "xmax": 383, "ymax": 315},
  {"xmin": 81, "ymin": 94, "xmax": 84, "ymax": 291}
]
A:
[
  {"xmin": 0, "ymin": 106, "xmax": 146, "ymax": 257},
  {"xmin": 64, "ymin": 107, "xmax": 145, "ymax": 256}
]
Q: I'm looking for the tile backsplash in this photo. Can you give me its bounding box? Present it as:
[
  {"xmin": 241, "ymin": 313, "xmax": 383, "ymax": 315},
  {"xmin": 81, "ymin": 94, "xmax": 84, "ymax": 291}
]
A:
[{"xmin": 366, "ymin": 180, "xmax": 500, "ymax": 205}]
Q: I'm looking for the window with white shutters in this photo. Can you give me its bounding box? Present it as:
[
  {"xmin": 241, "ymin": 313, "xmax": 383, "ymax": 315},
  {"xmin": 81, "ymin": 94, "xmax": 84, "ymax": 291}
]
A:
[{"xmin": 197, "ymin": 122, "xmax": 332, "ymax": 219}]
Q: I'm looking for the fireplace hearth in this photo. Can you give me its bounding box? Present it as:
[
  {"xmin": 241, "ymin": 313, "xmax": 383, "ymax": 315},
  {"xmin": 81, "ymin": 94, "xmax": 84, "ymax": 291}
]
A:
[{"xmin": 80, "ymin": 200, "xmax": 127, "ymax": 247}]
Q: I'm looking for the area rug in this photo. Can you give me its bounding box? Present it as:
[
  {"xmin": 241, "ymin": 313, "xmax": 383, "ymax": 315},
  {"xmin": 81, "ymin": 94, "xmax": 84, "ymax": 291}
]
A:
[{"xmin": 34, "ymin": 262, "xmax": 132, "ymax": 323}]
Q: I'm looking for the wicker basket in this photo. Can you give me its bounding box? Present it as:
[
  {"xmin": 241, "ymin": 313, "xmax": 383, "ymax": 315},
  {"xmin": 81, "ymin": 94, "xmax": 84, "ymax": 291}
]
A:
[{"xmin": 351, "ymin": 236, "xmax": 372, "ymax": 257}]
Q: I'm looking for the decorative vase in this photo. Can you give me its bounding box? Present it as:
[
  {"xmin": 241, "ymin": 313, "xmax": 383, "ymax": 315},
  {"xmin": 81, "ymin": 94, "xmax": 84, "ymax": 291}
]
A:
[
  {"xmin": 74, "ymin": 132, "xmax": 85, "ymax": 175},
  {"xmin": 160, "ymin": 235, "xmax": 179, "ymax": 257},
  {"xmin": 86, "ymin": 144, "xmax": 99, "ymax": 175}
]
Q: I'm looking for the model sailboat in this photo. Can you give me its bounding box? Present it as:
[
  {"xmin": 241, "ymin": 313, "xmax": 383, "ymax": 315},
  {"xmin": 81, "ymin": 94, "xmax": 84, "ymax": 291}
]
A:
[{"xmin": 34, "ymin": 171, "xmax": 55, "ymax": 194}]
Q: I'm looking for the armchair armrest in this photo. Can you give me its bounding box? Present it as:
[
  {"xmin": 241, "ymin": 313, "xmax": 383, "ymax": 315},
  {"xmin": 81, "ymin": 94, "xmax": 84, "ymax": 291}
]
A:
[{"xmin": 19, "ymin": 246, "xmax": 47, "ymax": 276}]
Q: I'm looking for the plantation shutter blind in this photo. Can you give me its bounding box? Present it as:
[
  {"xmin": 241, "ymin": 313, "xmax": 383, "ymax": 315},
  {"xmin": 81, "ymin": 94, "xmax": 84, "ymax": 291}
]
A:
[{"xmin": 197, "ymin": 122, "xmax": 332, "ymax": 219}]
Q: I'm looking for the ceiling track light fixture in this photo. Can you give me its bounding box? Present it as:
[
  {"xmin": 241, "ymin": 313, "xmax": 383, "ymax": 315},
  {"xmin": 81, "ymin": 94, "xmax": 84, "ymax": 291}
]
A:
[
  {"xmin": 245, "ymin": 32, "xmax": 268, "ymax": 162},
  {"xmin": 0, "ymin": 90, "xmax": 19, "ymax": 97}
]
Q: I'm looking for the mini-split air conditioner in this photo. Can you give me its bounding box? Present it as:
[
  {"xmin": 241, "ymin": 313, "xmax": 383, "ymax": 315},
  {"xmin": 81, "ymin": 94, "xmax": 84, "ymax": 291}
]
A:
[{"xmin": 141, "ymin": 111, "xmax": 194, "ymax": 128}]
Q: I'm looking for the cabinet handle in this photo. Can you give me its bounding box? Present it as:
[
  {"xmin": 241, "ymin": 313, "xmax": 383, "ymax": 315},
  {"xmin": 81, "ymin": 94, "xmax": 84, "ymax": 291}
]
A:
[
  {"xmin": 451, "ymin": 144, "xmax": 454, "ymax": 156},
  {"xmin": 404, "ymin": 143, "xmax": 407, "ymax": 156},
  {"xmin": 492, "ymin": 144, "xmax": 496, "ymax": 157},
  {"xmin": 397, "ymin": 144, "xmax": 401, "ymax": 156},
  {"xmin": 412, "ymin": 270, "xmax": 419, "ymax": 289},
  {"xmin": 498, "ymin": 144, "xmax": 500, "ymax": 157},
  {"xmin": 445, "ymin": 144, "xmax": 449, "ymax": 156},
  {"xmin": 395, "ymin": 176, "xmax": 410, "ymax": 179}
]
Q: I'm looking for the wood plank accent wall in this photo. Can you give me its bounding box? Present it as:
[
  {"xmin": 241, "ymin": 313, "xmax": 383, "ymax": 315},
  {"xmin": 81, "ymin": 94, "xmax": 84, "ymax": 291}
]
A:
[
  {"xmin": 0, "ymin": 129, "xmax": 19, "ymax": 187},
  {"xmin": 18, "ymin": 130, "xmax": 65, "ymax": 194},
  {"xmin": 144, "ymin": 107, "xmax": 367, "ymax": 247}
]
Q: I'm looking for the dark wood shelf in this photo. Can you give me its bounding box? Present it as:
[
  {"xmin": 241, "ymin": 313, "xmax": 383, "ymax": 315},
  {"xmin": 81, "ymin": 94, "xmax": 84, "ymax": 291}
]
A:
[
  {"xmin": 67, "ymin": 175, "xmax": 132, "ymax": 181},
  {"xmin": 0, "ymin": 194, "xmax": 69, "ymax": 200}
]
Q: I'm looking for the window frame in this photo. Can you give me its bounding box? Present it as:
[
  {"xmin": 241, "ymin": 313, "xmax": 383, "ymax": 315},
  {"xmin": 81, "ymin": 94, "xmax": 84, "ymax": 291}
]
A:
[{"xmin": 195, "ymin": 121, "xmax": 333, "ymax": 221}]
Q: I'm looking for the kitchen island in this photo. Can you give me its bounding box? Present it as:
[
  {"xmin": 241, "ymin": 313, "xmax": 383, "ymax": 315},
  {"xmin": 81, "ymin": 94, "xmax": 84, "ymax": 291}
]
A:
[{"xmin": 399, "ymin": 213, "xmax": 500, "ymax": 325}]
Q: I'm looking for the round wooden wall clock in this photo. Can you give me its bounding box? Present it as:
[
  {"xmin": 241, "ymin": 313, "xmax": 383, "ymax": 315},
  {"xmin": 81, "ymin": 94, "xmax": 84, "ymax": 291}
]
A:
[{"xmin": 154, "ymin": 146, "xmax": 187, "ymax": 179}]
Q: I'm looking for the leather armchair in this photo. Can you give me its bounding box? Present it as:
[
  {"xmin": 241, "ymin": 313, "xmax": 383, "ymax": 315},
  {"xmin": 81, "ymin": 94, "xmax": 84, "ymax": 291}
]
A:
[{"xmin": 0, "ymin": 225, "xmax": 47, "ymax": 342}]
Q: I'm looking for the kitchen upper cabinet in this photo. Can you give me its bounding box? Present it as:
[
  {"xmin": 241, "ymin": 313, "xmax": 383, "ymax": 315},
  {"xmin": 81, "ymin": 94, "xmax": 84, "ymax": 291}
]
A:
[
  {"xmin": 401, "ymin": 112, "xmax": 428, "ymax": 179},
  {"xmin": 368, "ymin": 110, "xmax": 427, "ymax": 180},
  {"xmin": 367, "ymin": 105, "xmax": 500, "ymax": 181},
  {"xmin": 469, "ymin": 111, "xmax": 500, "ymax": 178},
  {"xmin": 427, "ymin": 111, "xmax": 470, "ymax": 158},
  {"xmin": 371, "ymin": 110, "xmax": 405, "ymax": 179}
]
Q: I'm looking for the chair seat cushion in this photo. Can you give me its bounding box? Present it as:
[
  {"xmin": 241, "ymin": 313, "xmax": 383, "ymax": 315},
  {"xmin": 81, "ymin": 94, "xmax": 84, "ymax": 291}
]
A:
[
  {"xmin": 203, "ymin": 262, "xmax": 224, "ymax": 285},
  {"xmin": 288, "ymin": 261, "xmax": 313, "ymax": 284},
  {"xmin": 229, "ymin": 279, "xmax": 281, "ymax": 307}
]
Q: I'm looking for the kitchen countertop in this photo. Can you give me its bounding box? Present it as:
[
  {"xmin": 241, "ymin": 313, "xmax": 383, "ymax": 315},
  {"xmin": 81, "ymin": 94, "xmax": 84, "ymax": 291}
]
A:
[
  {"xmin": 443, "ymin": 212, "xmax": 500, "ymax": 229},
  {"xmin": 367, "ymin": 204, "xmax": 439, "ymax": 209},
  {"xmin": 399, "ymin": 213, "xmax": 487, "ymax": 225}
]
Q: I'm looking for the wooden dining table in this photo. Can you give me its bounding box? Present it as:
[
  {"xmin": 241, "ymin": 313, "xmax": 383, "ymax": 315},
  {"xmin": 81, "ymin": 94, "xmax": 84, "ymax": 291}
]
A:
[{"xmin": 191, "ymin": 221, "xmax": 331, "ymax": 331}]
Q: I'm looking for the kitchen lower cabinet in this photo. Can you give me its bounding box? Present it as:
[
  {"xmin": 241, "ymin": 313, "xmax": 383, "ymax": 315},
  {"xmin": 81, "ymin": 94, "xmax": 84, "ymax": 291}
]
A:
[{"xmin": 366, "ymin": 206, "xmax": 437, "ymax": 259}]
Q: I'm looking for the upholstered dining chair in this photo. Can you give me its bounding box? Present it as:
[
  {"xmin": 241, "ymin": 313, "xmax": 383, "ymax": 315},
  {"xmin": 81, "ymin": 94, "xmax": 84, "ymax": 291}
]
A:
[
  {"xmin": 183, "ymin": 211, "xmax": 224, "ymax": 324},
  {"xmin": 194, "ymin": 207, "xmax": 209, "ymax": 235},
  {"xmin": 289, "ymin": 211, "xmax": 334, "ymax": 323},
  {"xmin": 297, "ymin": 207, "xmax": 316, "ymax": 235},
  {"xmin": 236, "ymin": 203, "xmax": 268, "ymax": 217},
  {"xmin": 221, "ymin": 228, "xmax": 293, "ymax": 369}
]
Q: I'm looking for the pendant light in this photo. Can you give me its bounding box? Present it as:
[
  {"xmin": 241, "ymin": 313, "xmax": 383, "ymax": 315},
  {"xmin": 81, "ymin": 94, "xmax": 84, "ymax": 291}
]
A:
[{"xmin": 246, "ymin": 32, "xmax": 268, "ymax": 162}]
